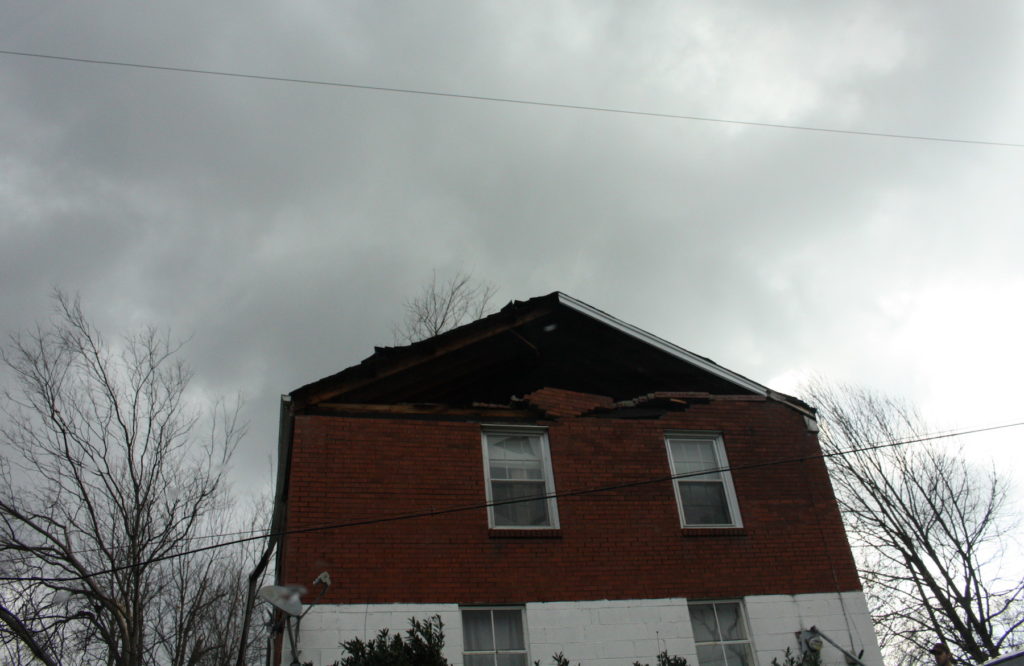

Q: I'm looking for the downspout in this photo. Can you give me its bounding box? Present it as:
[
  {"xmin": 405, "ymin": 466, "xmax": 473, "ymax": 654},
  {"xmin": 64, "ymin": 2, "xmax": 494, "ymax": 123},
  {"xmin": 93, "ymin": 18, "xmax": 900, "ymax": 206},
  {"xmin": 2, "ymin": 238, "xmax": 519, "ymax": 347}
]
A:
[
  {"xmin": 235, "ymin": 395, "xmax": 294, "ymax": 666},
  {"xmin": 271, "ymin": 395, "xmax": 295, "ymax": 597},
  {"xmin": 235, "ymin": 537, "xmax": 277, "ymax": 666}
]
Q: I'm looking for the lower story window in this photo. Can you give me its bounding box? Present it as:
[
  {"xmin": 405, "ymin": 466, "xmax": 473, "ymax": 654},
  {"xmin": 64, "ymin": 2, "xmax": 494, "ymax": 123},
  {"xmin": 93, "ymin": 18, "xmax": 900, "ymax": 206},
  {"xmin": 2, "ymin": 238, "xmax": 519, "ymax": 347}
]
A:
[
  {"xmin": 462, "ymin": 607, "xmax": 528, "ymax": 666},
  {"xmin": 689, "ymin": 601, "xmax": 755, "ymax": 666}
]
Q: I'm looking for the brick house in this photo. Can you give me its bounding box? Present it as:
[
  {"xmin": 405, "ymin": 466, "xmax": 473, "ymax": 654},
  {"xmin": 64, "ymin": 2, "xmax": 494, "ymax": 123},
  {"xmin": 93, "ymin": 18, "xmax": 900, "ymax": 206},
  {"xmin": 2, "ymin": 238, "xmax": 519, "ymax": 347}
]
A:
[{"xmin": 272, "ymin": 293, "xmax": 882, "ymax": 666}]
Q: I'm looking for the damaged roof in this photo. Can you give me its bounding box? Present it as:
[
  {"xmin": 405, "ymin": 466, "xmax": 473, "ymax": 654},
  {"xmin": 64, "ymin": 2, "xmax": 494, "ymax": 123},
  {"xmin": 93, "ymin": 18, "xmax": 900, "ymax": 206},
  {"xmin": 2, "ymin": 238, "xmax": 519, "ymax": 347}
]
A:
[{"xmin": 289, "ymin": 292, "xmax": 810, "ymax": 415}]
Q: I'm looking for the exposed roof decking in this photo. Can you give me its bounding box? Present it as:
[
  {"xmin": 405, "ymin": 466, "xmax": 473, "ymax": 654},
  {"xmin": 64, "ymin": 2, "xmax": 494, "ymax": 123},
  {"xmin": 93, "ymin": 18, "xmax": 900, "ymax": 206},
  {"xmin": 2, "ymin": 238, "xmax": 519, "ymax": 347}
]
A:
[{"xmin": 290, "ymin": 292, "xmax": 810, "ymax": 415}]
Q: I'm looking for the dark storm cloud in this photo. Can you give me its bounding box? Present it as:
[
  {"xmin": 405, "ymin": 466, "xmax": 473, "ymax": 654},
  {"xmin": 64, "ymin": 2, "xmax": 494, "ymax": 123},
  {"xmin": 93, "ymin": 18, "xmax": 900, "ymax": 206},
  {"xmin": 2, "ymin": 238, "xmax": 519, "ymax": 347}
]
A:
[{"xmin": 2, "ymin": 1, "xmax": 1023, "ymax": 487}]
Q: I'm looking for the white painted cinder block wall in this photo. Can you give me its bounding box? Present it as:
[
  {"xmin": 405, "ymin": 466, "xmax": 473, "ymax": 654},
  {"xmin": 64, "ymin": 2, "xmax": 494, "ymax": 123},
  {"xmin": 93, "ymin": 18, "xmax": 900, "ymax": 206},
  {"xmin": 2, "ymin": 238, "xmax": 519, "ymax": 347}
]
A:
[{"xmin": 285, "ymin": 592, "xmax": 882, "ymax": 666}]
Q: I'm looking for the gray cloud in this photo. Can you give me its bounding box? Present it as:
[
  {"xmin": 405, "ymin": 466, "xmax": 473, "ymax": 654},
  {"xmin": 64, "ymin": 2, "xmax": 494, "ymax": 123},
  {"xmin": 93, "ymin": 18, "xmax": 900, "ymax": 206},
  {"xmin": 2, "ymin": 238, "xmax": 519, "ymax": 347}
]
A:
[{"xmin": 2, "ymin": 0, "xmax": 1023, "ymax": 489}]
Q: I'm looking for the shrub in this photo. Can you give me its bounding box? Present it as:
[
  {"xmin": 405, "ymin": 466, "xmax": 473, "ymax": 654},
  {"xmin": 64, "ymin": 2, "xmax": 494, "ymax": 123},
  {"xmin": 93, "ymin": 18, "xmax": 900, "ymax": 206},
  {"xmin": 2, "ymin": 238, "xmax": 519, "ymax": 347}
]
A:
[
  {"xmin": 771, "ymin": 647, "xmax": 822, "ymax": 666},
  {"xmin": 333, "ymin": 616, "xmax": 450, "ymax": 666},
  {"xmin": 633, "ymin": 651, "xmax": 688, "ymax": 666}
]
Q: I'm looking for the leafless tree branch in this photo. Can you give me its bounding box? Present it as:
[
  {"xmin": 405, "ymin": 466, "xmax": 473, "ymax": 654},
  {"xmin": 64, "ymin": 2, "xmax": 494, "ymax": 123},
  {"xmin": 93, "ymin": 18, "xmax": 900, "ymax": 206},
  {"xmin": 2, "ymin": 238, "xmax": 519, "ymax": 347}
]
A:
[
  {"xmin": 393, "ymin": 270, "xmax": 498, "ymax": 344},
  {"xmin": 804, "ymin": 380, "xmax": 1024, "ymax": 665},
  {"xmin": 0, "ymin": 291, "xmax": 267, "ymax": 665}
]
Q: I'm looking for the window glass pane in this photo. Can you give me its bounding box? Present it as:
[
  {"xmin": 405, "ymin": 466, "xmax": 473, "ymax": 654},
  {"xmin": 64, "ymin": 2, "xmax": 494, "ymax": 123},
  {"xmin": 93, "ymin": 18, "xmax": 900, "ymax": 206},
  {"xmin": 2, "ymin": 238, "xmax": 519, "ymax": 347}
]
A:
[
  {"xmin": 463, "ymin": 611, "xmax": 494, "ymax": 651},
  {"xmin": 491, "ymin": 459, "xmax": 543, "ymax": 481},
  {"xmin": 492, "ymin": 610, "xmax": 525, "ymax": 650},
  {"xmin": 715, "ymin": 603, "xmax": 746, "ymax": 641},
  {"xmin": 689, "ymin": 604, "xmax": 720, "ymax": 643},
  {"xmin": 492, "ymin": 481, "xmax": 549, "ymax": 527},
  {"xmin": 465, "ymin": 655, "xmax": 496, "ymax": 666},
  {"xmin": 679, "ymin": 482, "xmax": 731, "ymax": 525},
  {"xmin": 697, "ymin": 644, "xmax": 727, "ymax": 666},
  {"xmin": 492, "ymin": 499, "xmax": 549, "ymax": 527},
  {"xmin": 497, "ymin": 655, "xmax": 528, "ymax": 666},
  {"xmin": 671, "ymin": 440, "xmax": 722, "ymax": 478},
  {"xmin": 724, "ymin": 644, "xmax": 753, "ymax": 666},
  {"xmin": 492, "ymin": 481, "xmax": 546, "ymax": 502},
  {"xmin": 489, "ymin": 436, "xmax": 540, "ymax": 461}
]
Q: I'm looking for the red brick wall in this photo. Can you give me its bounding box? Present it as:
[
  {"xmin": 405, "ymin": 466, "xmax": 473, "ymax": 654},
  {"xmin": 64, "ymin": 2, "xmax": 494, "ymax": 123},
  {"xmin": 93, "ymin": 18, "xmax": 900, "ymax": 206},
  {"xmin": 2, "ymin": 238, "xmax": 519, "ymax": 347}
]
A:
[{"xmin": 280, "ymin": 390, "xmax": 861, "ymax": 604}]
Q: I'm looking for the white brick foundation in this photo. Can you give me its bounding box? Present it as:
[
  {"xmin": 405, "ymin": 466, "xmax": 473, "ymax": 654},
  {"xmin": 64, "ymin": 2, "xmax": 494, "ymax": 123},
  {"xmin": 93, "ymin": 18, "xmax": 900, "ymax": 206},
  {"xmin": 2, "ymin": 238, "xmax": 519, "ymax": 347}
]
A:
[{"xmin": 285, "ymin": 592, "xmax": 881, "ymax": 666}]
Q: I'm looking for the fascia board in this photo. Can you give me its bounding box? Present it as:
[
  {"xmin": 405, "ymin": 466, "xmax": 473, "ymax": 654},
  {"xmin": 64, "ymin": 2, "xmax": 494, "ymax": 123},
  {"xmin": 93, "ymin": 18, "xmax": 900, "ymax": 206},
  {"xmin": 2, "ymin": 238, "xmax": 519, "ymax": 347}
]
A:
[{"xmin": 556, "ymin": 293, "xmax": 769, "ymax": 397}]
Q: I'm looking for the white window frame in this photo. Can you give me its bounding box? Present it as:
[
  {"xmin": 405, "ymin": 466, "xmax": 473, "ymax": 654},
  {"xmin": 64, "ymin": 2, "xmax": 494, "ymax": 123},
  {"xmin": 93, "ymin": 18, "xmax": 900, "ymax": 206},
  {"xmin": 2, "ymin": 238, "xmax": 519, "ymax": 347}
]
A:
[
  {"xmin": 688, "ymin": 600, "xmax": 756, "ymax": 666},
  {"xmin": 481, "ymin": 426, "xmax": 559, "ymax": 530},
  {"xmin": 461, "ymin": 606, "xmax": 531, "ymax": 666},
  {"xmin": 665, "ymin": 432, "xmax": 742, "ymax": 528}
]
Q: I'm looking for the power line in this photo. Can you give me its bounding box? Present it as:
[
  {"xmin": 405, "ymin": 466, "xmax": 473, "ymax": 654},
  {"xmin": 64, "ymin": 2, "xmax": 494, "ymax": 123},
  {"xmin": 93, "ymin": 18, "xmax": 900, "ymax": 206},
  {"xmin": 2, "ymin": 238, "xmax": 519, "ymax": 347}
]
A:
[
  {"xmin": 1, "ymin": 418, "xmax": 1022, "ymax": 585},
  {"xmin": 0, "ymin": 526, "xmax": 274, "ymax": 563},
  {"xmin": 1, "ymin": 48, "xmax": 1022, "ymax": 149}
]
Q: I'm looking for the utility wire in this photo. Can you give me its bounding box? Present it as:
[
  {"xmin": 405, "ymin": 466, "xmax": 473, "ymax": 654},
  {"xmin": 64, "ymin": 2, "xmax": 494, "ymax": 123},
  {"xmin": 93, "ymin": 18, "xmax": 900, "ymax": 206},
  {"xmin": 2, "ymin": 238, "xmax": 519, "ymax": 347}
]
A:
[
  {"xmin": 0, "ymin": 526, "xmax": 279, "ymax": 563},
  {"xmin": 1, "ymin": 49, "xmax": 1022, "ymax": 149},
  {"xmin": 1, "ymin": 418, "xmax": 1022, "ymax": 585}
]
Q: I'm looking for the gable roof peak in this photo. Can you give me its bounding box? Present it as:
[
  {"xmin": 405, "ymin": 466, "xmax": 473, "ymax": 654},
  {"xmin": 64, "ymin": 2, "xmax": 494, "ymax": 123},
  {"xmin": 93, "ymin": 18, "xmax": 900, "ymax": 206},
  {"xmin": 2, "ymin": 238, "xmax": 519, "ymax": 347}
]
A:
[{"xmin": 290, "ymin": 291, "xmax": 811, "ymax": 416}]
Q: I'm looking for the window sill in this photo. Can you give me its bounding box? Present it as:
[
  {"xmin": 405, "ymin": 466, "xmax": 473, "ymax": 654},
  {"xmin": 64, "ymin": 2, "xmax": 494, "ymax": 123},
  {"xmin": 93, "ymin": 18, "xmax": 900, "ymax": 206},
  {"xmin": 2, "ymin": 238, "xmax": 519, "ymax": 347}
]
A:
[
  {"xmin": 680, "ymin": 527, "xmax": 748, "ymax": 537},
  {"xmin": 488, "ymin": 528, "xmax": 562, "ymax": 539}
]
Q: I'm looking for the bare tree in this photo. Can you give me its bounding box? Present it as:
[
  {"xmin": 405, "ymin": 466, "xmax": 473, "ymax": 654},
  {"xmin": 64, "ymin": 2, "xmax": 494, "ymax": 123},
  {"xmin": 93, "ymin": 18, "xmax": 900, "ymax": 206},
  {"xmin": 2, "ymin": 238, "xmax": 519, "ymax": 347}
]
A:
[
  {"xmin": 0, "ymin": 292, "xmax": 261, "ymax": 665},
  {"xmin": 150, "ymin": 505, "xmax": 271, "ymax": 666},
  {"xmin": 0, "ymin": 598, "xmax": 63, "ymax": 666},
  {"xmin": 393, "ymin": 271, "xmax": 498, "ymax": 344},
  {"xmin": 804, "ymin": 381, "xmax": 1024, "ymax": 665}
]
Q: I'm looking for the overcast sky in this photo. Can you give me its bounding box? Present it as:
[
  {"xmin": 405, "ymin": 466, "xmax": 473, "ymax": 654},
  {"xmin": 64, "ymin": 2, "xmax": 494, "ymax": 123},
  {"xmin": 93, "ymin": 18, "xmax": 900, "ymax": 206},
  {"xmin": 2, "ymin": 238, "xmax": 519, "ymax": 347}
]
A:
[{"xmin": 2, "ymin": 1, "xmax": 1022, "ymax": 498}]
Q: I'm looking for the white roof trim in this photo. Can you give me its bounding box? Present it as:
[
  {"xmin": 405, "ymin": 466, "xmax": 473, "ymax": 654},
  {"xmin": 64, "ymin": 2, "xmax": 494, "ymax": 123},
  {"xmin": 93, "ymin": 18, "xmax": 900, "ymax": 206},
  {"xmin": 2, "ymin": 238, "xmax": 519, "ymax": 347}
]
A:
[{"xmin": 555, "ymin": 293, "xmax": 769, "ymax": 397}]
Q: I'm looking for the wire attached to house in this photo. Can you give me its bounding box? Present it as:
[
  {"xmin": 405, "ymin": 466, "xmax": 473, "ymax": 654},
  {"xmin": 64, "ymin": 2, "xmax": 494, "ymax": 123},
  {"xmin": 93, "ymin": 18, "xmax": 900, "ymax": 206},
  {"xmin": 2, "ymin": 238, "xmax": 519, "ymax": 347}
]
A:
[
  {"xmin": 1, "ymin": 49, "xmax": 1023, "ymax": 149},
  {"xmin": 1, "ymin": 418, "xmax": 1022, "ymax": 584}
]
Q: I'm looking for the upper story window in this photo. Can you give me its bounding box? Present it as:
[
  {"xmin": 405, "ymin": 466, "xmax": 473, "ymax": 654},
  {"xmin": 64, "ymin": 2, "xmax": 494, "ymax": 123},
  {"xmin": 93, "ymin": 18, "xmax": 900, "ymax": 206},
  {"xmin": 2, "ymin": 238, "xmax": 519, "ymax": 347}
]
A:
[
  {"xmin": 689, "ymin": 600, "xmax": 755, "ymax": 666},
  {"xmin": 481, "ymin": 428, "xmax": 558, "ymax": 529},
  {"xmin": 462, "ymin": 607, "xmax": 529, "ymax": 666},
  {"xmin": 665, "ymin": 432, "xmax": 742, "ymax": 528}
]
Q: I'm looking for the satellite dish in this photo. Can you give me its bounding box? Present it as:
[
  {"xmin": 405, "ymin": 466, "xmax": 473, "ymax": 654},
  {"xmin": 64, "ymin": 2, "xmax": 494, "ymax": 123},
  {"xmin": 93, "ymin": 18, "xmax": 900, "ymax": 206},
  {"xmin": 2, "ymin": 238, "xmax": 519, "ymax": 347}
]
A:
[
  {"xmin": 259, "ymin": 585, "xmax": 306, "ymax": 616},
  {"xmin": 261, "ymin": 574, "xmax": 330, "ymax": 666}
]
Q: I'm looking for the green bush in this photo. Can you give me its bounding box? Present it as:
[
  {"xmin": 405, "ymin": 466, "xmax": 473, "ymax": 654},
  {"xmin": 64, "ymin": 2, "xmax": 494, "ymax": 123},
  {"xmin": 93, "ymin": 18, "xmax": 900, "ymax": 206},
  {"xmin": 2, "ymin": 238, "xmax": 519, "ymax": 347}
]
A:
[
  {"xmin": 534, "ymin": 649, "xmax": 688, "ymax": 666},
  {"xmin": 333, "ymin": 616, "xmax": 450, "ymax": 666},
  {"xmin": 633, "ymin": 650, "xmax": 688, "ymax": 666},
  {"xmin": 770, "ymin": 646, "xmax": 822, "ymax": 666}
]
